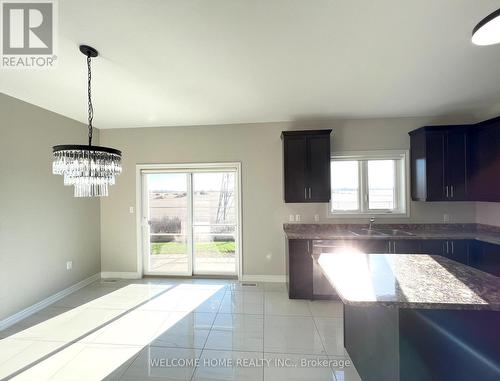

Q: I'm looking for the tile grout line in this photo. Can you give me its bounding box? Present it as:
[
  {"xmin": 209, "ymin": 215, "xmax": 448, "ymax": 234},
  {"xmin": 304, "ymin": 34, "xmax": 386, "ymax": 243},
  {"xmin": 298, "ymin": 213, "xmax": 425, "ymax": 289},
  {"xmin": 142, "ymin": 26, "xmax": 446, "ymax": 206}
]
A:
[
  {"xmin": 310, "ymin": 311, "xmax": 339, "ymax": 381},
  {"xmin": 189, "ymin": 283, "xmax": 229, "ymax": 381},
  {"xmin": 113, "ymin": 348, "xmax": 142, "ymax": 380},
  {"xmin": 9, "ymin": 282, "xmax": 345, "ymax": 381},
  {"xmin": 2, "ymin": 284, "xmax": 178, "ymax": 381}
]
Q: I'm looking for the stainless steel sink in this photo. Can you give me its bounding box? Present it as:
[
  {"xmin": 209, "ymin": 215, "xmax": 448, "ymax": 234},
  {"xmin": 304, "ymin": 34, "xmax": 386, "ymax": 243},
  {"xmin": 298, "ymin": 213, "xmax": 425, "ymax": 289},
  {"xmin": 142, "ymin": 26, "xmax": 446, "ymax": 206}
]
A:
[
  {"xmin": 374, "ymin": 229, "xmax": 415, "ymax": 236},
  {"xmin": 349, "ymin": 228, "xmax": 388, "ymax": 236},
  {"xmin": 349, "ymin": 228, "xmax": 415, "ymax": 237}
]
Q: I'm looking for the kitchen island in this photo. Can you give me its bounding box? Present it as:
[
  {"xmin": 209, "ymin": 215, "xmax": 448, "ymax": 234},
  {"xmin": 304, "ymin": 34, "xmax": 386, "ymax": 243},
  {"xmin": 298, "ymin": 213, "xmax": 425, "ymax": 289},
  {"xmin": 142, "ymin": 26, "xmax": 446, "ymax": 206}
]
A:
[
  {"xmin": 284, "ymin": 223, "xmax": 500, "ymax": 300},
  {"xmin": 314, "ymin": 253, "xmax": 500, "ymax": 381}
]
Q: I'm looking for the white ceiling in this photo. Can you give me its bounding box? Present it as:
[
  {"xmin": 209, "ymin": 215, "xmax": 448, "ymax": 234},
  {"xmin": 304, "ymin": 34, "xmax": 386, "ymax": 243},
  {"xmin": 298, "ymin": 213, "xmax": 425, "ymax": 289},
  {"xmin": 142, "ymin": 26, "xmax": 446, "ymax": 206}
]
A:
[{"xmin": 2, "ymin": 0, "xmax": 500, "ymax": 128}]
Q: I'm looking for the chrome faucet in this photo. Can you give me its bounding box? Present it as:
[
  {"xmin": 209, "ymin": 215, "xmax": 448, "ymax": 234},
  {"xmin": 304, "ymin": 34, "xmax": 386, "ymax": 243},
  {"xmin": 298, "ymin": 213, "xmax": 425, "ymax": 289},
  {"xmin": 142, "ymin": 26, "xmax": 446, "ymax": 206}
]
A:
[{"xmin": 368, "ymin": 217, "xmax": 375, "ymax": 230}]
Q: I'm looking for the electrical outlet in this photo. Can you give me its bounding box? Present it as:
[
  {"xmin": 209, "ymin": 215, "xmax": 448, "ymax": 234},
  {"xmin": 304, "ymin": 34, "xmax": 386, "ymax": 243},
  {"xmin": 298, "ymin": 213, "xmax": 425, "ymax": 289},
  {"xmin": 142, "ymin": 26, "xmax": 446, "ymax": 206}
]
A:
[
  {"xmin": 66, "ymin": 261, "xmax": 73, "ymax": 271},
  {"xmin": 295, "ymin": 214, "xmax": 301, "ymax": 222},
  {"xmin": 289, "ymin": 214, "xmax": 295, "ymax": 222},
  {"xmin": 314, "ymin": 214, "xmax": 320, "ymax": 222},
  {"xmin": 443, "ymin": 214, "xmax": 450, "ymax": 223},
  {"xmin": 129, "ymin": 206, "xmax": 135, "ymax": 214}
]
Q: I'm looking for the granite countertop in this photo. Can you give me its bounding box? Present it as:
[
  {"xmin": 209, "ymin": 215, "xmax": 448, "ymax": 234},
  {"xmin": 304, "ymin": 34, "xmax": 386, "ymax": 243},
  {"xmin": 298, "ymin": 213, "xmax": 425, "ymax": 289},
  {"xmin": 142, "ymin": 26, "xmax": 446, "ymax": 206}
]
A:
[
  {"xmin": 284, "ymin": 223, "xmax": 500, "ymax": 245},
  {"xmin": 313, "ymin": 253, "xmax": 500, "ymax": 311}
]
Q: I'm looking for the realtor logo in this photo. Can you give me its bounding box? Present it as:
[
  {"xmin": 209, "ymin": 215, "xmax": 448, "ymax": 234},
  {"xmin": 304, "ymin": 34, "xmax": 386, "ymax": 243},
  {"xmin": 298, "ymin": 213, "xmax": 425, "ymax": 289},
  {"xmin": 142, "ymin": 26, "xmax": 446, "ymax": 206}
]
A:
[{"xmin": 1, "ymin": 0, "xmax": 57, "ymax": 68}]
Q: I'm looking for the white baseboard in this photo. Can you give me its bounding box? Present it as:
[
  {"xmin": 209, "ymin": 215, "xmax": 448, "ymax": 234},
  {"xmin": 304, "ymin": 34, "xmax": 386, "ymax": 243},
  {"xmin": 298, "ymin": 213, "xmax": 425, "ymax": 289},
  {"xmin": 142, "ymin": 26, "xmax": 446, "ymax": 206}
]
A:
[
  {"xmin": 241, "ymin": 275, "xmax": 286, "ymax": 283},
  {"xmin": 0, "ymin": 273, "xmax": 100, "ymax": 331},
  {"xmin": 101, "ymin": 271, "xmax": 142, "ymax": 279}
]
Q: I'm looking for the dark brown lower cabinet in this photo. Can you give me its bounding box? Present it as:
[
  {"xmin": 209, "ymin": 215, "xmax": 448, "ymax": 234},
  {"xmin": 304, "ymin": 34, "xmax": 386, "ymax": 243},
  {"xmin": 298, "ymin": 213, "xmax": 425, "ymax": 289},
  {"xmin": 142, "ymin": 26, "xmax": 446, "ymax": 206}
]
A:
[
  {"xmin": 287, "ymin": 239, "xmax": 312, "ymax": 299},
  {"xmin": 392, "ymin": 240, "xmax": 423, "ymax": 254},
  {"xmin": 446, "ymin": 240, "xmax": 469, "ymax": 265},
  {"xmin": 421, "ymin": 239, "xmax": 446, "ymax": 255},
  {"xmin": 421, "ymin": 239, "xmax": 470, "ymax": 266},
  {"xmin": 310, "ymin": 240, "xmax": 345, "ymax": 299},
  {"xmin": 286, "ymin": 238, "xmax": 500, "ymax": 300},
  {"xmin": 358, "ymin": 239, "xmax": 388, "ymax": 253},
  {"xmin": 469, "ymin": 241, "xmax": 500, "ymax": 277},
  {"xmin": 312, "ymin": 259, "xmax": 336, "ymax": 299}
]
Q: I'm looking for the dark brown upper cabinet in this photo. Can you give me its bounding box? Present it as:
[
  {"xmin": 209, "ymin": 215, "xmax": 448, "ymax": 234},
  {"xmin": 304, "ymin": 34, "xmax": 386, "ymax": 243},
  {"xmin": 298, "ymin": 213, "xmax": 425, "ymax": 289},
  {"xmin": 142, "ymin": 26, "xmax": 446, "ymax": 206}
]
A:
[
  {"xmin": 409, "ymin": 125, "xmax": 469, "ymax": 201},
  {"xmin": 281, "ymin": 129, "xmax": 332, "ymax": 203},
  {"xmin": 469, "ymin": 117, "xmax": 500, "ymax": 202}
]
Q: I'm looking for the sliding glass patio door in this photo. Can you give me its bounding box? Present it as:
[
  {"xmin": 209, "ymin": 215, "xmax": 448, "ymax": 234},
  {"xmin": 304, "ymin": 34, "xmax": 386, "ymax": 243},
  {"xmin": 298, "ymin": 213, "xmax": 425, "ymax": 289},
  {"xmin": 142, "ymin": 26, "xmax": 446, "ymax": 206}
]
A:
[
  {"xmin": 141, "ymin": 166, "xmax": 239, "ymax": 276},
  {"xmin": 192, "ymin": 172, "xmax": 237, "ymax": 275}
]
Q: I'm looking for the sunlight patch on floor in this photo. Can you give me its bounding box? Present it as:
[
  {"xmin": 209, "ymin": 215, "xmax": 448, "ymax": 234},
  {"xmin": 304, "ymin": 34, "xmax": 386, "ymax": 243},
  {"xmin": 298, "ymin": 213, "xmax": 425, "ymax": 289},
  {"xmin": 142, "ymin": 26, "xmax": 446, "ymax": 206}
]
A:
[{"xmin": 0, "ymin": 283, "xmax": 223, "ymax": 381}]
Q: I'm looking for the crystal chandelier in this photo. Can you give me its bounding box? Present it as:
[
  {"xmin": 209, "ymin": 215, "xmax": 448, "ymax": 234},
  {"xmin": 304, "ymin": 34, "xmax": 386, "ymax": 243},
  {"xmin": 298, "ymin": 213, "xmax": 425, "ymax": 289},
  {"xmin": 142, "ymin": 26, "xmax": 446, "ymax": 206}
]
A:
[{"xmin": 52, "ymin": 45, "xmax": 122, "ymax": 197}]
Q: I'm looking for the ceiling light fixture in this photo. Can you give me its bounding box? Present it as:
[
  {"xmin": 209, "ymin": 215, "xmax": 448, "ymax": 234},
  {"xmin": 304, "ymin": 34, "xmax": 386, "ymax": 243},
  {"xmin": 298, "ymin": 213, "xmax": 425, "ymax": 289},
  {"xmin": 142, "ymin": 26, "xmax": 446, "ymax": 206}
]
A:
[
  {"xmin": 52, "ymin": 45, "xmax": 122, "ymax": 197},
  {"xmin": 472, "ymin": 8, "xmax": 500, "ymax": 46}
]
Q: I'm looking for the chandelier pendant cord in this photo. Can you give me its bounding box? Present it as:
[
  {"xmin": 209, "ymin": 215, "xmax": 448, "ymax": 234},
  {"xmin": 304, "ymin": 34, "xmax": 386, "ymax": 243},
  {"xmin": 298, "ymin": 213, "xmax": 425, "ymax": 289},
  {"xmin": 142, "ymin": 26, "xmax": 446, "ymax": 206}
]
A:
[{"xmin": 87, "ymin": 54, "xmax": 94, "ymax": 146}]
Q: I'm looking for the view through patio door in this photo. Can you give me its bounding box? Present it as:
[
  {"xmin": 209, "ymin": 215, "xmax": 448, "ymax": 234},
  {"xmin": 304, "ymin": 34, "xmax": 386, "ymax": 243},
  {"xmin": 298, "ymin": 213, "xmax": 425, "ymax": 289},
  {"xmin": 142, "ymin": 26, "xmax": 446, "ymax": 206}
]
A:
[{"xmin": 141, "ymin": 164, "xmax": 240, "ymax": 277}]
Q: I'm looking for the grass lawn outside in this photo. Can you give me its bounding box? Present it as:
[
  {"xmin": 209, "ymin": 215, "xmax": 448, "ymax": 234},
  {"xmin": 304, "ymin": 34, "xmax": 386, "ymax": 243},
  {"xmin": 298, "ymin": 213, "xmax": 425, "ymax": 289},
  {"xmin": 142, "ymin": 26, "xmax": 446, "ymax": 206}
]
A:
[{"xmin": 151, "ymin": 241, "xmax": 235, "ymax": 257}]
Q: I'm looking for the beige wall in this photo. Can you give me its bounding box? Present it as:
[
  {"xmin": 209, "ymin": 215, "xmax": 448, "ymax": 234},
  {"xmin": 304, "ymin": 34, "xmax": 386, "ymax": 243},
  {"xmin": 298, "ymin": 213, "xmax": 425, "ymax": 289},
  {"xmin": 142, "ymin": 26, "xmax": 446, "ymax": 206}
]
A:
[
  {"xmin": 476, "ymin": 203, "xmax": 500, "ymax": 227},
  {"xmin": 100, "ymin": 115, "xmax": 484, "ymax": 277},
  {"xmin": 0, "ymin": 94, "xmax": 100, "ymax": 321},
  {"xmin": 1, "ymin": 91, "xmax": 498, "ymax": 320}
]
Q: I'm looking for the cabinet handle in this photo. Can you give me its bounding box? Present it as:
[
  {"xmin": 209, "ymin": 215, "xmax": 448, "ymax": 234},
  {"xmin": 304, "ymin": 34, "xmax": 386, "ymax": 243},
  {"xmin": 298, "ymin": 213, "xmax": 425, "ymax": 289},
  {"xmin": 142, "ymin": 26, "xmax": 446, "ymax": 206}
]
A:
[
  {"xmin": 445, "ymin": 186, "xmax": 449, "ymax": 198},
  {"xmin": 387, "ymin": 241, "xmax": 391, "ymax": 253},
  {"xmin": 309, "ymin": 187, "xmax": 312, "ymax": 199},
  {"xmin": 304, "ymin": 188, "xmax": 307, "ymax": 200},
  {"xmin": 446, "ymin": 241, "xmax": 449, "ymax": 254},
  {"xmin": 450, "ymin": 186, "xmax": 454, "ymax": 199},
  {"xmin": 307, "ymin": 240, "xmax": 310, "ymax": 253},
  {"xmin": 451, "ymin": 241, "xmax": 454, "ymax": 254},
  {"xmin": 388, "ymin": 241, "xmax": 395, "ymax": 253}
]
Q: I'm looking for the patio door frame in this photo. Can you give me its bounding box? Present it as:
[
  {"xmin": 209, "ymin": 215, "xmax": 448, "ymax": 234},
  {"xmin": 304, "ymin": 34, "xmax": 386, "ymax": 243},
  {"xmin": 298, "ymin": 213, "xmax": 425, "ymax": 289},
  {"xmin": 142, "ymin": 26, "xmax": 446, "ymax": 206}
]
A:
[{"xmin": 136, "ymin": 162, "xmax": 242, "ymax": 279}]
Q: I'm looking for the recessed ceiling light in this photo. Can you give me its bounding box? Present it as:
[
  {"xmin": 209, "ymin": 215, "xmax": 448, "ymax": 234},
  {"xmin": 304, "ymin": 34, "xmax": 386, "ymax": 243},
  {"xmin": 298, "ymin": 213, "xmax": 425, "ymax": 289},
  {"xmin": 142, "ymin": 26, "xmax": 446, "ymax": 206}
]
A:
[{"xmin": 472, "ymin": 8, "xmax": 500, "ymax": 46}]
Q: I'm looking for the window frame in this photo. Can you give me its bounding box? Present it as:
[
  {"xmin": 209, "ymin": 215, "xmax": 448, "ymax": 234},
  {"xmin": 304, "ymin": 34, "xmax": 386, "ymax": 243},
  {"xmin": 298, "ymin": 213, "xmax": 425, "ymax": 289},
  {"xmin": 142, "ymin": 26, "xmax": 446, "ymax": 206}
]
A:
[{"xmin": 327, "ymin": 150, "xmax": 410, "ymax": 218}]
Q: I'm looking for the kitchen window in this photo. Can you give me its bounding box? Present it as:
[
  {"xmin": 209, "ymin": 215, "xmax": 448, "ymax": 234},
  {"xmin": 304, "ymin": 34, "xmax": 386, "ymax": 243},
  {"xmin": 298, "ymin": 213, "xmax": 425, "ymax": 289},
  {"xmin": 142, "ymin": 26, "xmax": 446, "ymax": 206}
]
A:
[{"xmin": 329, "ymin": 151, "xmax": 408, "ymax": 217}]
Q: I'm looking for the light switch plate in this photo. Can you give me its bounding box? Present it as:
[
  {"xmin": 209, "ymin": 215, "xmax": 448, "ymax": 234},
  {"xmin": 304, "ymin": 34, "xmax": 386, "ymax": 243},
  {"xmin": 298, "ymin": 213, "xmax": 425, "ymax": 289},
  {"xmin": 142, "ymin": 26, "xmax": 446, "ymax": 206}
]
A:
[
  {"xmin": 289, "ymin": 214, "xmax": 295, "ymax": 222},
  {"xmin": 66, "ymin": 261, "xmax": 73, "ymax": 270},
  {"xmin": 295, "ymin": 214, "xmax": 301, "ymax": 222}
]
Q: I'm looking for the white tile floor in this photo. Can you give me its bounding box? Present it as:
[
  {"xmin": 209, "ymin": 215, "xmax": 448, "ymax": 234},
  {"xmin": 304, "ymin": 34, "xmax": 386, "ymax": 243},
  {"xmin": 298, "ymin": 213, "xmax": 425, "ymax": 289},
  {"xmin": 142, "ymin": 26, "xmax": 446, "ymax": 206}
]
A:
[{"xmin": 0, "ymin": 278, "xmax": 361, "ymax": 381}]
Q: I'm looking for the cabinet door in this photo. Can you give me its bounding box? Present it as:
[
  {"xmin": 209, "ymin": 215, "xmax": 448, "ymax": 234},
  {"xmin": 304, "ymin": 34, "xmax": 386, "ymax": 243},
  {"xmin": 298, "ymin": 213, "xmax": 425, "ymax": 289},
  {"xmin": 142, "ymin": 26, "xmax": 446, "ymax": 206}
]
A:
[
  {"xmin": 312, "ymin": 259, "xmax": 336, "ymax": 298},
  {"xmin": 421, "ymin": 240, "xmax": 446, "ymax": 256},
  {"xmin": 446, "ymin": 132, "xmax": 468, "ymax": 201},
  {"xmin": 314, "ymin": 239, "xmax": 386, "ymax": 254},
  {"xmin": 426, "ymin": 132, "xmax": 446, "ymax": 201},
  {"xmin": 469, "ymin": 241, "xmax": 500, "ymax": 276},
  {"xmin": 307, "ymin": 135, "xmax": 331, "ymax": 202},
  {"xmin": 283, "ymin": 137, "xmax": 307, "ymax": 202},
  {"xmin": 469, "ymin": 122, "xmax": 500, "ymax": 201},
  {"xmin": 448, "ymin": 240, "xmax": 469, "ymax": 265},
  {"xmin": 359, "ymin": 239, "xmax": 390, "ymax": 254},
  {"xmin": 410, "ymin": 131, "xmax": 427, "ymax": 201},
  {"xmin": 392, "ymin": 240, "xmax": 423, "ymax": 254},
  {"xmin": 288, "ymin": 239, "xmax": 312, "ymax": 299}
]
